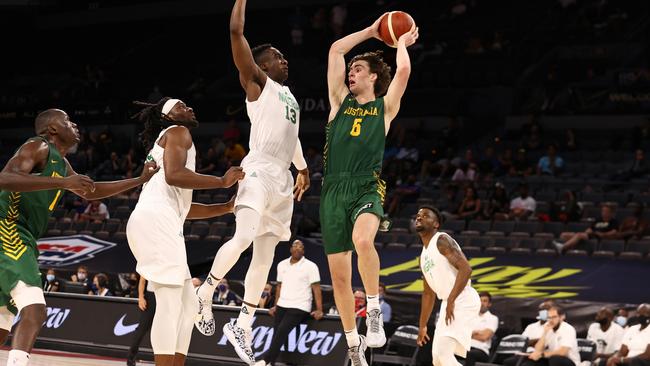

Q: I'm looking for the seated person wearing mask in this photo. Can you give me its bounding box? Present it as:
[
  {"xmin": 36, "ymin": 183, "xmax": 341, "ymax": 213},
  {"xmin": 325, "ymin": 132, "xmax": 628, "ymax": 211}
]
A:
[
  {"xmin": 588, "ymin": 307, "xmax": 625, "ymax": 366},
  {"xmin": 606, "ymin": 304, "xmax": 650, "ymax": 366}
]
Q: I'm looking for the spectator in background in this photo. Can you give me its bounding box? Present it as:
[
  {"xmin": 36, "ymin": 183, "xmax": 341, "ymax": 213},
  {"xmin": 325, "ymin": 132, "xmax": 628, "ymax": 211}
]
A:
[
  {"xmin": 214, "ymin": 278, "xmax": 240, "ymax": 306},
  {"xmin": 588, "ymin": 307, "xmax": 625, "ymax": 366},
  {"xmin": 522, "ymin": 300, "xmax": 558, "ymax": 352},
  {"xmin": 147, "ymin": 85, "xmax": 163, "ymax": 103},
  {"xmin": 329, "ymin": 3, "xmax": 347, "ymax": 38},
  {"xmin": 43, "ymin": 269, "xmax": 60, "ymax": 293},
  {"xmin": 378, "ymin": 282, "xmax": 392, "ymax": 323},
  {"xmin": 223, "ymin": 119, "xmax": 242, "ymax": 143},
  {"xmin": 537, "ymin": 144, "xmax": 565, "ymax": 176},
  {"xmin": 554, "ymin": 204, "xmax": 618, "ymax": 254},
  {"xmin": 124, "ymin": 272, "xmax": 139, "ymax": 298},
  {"xmin": 127, "ymin": 275, "xmax": 155, "ymax": 366},
  {"xmin": 466, "ymin": 292, "xmax": 499, "ymax": 366},
  {"xmin": 257, "ymin": 240, "xmax": 323, "ymax": 366},
  {"xmin": 79, "ymin": 199, "xmax": 109, "ymax": 223},
  {"xmin": 615, "ymin": 205, "xmax": 650, "ymax": 241},
  {"xmin": 614, "ymin": 149, "xmax": 648, "ymax": 181},
  {"xmin": 456, "ymin": 185, "xmax": 482, "ymax": 220},
  {"xmin": 258, "ymin": 283, "xmax": 274, "ymax": 310},
  {"xmin": 551, "ymin": 190, "xmax": 583, "ymax": 223},
  {"xmin": 606, "ymin": 303, "xmax": 650, "ymax": 366},
  {"xmin": 616, "ymin": 309, "xmax": 630, "ymax": 328},
  {"xmin": 386, "ymin": 174, "xmax": 420, "ymax": 217},
  {"xmin": 478, "ymin": 146, "xmax": 500, "ymax": 177},
  {"xmin": 509, "ymin": 183, "xmax": 537, "ymax": 220},
  {"xmin": 70, "ymin": 265, "xmax": 94, "ymax": 293},
  {"xmin": 305, "ymin": 146, "xmax": 323, "ymax": 178},
  {"xmin": 452, "ymin": 161, "xmax": 477, "ymax": 182},
  {"xmin": 354, "ymin": 290, "xmax": 367, "ymax": 318},
  {"xmin": 498, "ymin": 148, "xmax": 514, "ymax": 176},
  {"xmin": 510, "ymin": 148, "xmax": 533, "ymax": 176},
  {"xmin": 505, "ymin": 306, "xmax": 580, "ymax": 366},
  {"xmin": 92, "ymin": 273, "xmax": 113, "ymax": 296},
  {"xmin": 565, "ymin": 129, "xmax": 578, "ymax": 151},
  {"xmin": 95, "ymin": 151, "xmax": 124, "ymax": 180},
  {"xmin": 224, "ymin": 138, "xmax": 246, "ymax": 164},
  {"xmin": 483, "ymin": 182, "xmax": 510, "ymax": 220}
]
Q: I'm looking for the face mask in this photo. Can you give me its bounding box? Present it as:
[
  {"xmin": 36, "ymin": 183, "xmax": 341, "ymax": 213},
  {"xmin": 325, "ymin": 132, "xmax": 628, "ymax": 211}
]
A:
[
  {"xmin": 261, "ymin": 291, "xmax": 270, "ymax": 299},
  {"xmin": 77, "ymin": 272, "xmax": 86, "ymax": 281},
  {"xmin": 46, "ymin": 274, "xmax": 55, "ymax": 282},
  {"xmin": 537, "ymin": 310, "xmax": 548, "ymax": 321},
  {"xmin": 638, "ymin": 315, "xmax": 650, "ymax": 326},
  {"xmin": 615, "ymin": 316, "xmax": 627, "ymax": 327},
  {"xmin": 218, "ymin": 284, "xmax": 227, "ymax": 293}
]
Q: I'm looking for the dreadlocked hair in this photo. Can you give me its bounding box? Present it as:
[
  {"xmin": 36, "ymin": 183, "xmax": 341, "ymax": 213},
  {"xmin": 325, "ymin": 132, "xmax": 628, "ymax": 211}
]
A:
[
  {"xmin": 131, "ymin": 97, "xmax": 171, "ymax": 151},
  {"xmin": 348, "ymin": 50, "xmax": 392, "ymax": 97}
]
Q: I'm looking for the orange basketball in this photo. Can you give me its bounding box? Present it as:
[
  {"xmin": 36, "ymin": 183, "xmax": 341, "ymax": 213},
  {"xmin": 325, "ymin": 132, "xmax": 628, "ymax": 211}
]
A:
[{"xmin": 378, "ymin": 11, "xmax": 415, "ymax": 48}]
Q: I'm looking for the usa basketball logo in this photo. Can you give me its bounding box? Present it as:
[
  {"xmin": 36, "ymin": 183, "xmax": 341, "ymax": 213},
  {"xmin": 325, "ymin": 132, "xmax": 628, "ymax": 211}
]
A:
[{"xmin": 37, "ymin": 235, "xmax": 117, "ymax": 267}]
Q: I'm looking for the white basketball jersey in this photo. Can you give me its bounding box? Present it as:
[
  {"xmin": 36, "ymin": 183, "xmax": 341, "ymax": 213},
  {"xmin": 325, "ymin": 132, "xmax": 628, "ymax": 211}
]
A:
[
  {"xmin": 245, "ymin": 78, "xmax": 300, "ymax": 166},
  {"xmin": 420, "ymin": 232, "xmax": 472, "ymax": 301},
  {"xmin": 137, "ymin": 125, "xmax": 196, "ymax": 220}
]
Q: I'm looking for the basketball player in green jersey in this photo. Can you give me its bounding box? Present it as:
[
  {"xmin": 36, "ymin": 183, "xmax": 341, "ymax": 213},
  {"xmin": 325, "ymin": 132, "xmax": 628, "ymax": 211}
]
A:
[
  {"xmin": 321, "ymin": 14, "xmax": 418, "ymax": 365},
  {"xmin": 0, "ymin": 109, "xmax": 158, "ymax": 366}
]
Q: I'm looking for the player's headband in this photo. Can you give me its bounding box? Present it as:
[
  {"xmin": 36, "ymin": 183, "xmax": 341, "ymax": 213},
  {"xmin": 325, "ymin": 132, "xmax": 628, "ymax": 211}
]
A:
[{"xmin": 161, "ymin": 99, "xmax": 181, "ymax": 116}]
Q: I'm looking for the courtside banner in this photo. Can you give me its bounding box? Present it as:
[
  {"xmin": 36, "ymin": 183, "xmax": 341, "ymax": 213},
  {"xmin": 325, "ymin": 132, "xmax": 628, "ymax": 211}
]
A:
[{"xmin": 34, "ymin": 293, "xmax": 348, "ymax": 366}]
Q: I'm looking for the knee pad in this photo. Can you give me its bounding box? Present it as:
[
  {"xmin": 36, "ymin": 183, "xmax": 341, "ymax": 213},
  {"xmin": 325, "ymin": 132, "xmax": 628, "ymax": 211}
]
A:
[
  {"xmin": 0, "ymin": 306, "xmax": 15, "ymax": 331},
  {"xmin": 10, "ymin": 281, "xmax": 45, "ymax": 313}
]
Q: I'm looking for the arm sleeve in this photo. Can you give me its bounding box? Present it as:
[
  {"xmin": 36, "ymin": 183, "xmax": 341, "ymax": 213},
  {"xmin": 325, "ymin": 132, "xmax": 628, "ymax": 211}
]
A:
[
  {"xmin": 292, "ymin": 138, "xmax": 307, "ymax": 171},
  {"xmin": 309, "ymin": 262, "xmax": 321, "ymax": 284}
]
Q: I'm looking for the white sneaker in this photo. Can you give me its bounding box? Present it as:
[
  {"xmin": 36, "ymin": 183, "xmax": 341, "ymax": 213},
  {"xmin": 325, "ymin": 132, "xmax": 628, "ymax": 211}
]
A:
[
  {"xmin": 365, "ymin": 309, "xmax": 386, "ymax": 348},
  {"xmin": 552, "ymin": 240, "xmax": 564, "ymax": 254},
  {"xmin": 223, "ymin": 322, "xmax": 255, "ymax": 365},
  {"xmin": 348, "ymin": 335, "xmax": 368, "ymax": 366},
  {"xmin": 194, "ymin": 285, "xmax": 215, "ymax": 336}
]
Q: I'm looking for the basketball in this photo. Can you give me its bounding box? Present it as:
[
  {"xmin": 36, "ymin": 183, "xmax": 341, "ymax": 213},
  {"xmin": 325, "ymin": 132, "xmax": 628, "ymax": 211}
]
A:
[{"xmin": 378, "ymin": 11, "xmax": 415, "ymax": 48}]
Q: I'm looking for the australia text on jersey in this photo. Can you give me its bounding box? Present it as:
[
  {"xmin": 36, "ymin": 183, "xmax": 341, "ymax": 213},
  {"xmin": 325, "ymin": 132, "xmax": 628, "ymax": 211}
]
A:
[{"xmin": 343, "ymin": 106, "xmax": 379, "ymax": 117}]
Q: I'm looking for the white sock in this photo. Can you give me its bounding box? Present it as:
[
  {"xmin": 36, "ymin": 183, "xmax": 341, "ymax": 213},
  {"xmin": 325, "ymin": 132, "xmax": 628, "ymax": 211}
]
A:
[
  {"xmin": 197, "ymin": 273, "xmax": 219, "ymax": 300},
  {"xmin": 7, "ymin": 350, "xmax": 30, "ymax": 366},
  {"xmin": 345, "ymin": 328, "xmax": 360, "ymax": 348},
  {"xmin": 237, "ymin": 303, "xmax": 256, "ymax": 330},
  {"xmin": 366, "ymin": 294, "xmax": 380, "ymax": 312}
]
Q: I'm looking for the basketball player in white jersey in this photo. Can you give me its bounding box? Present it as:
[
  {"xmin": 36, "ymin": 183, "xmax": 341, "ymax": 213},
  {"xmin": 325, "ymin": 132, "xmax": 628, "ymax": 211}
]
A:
[
  {"xmin": 127, "ymin": 97, "xmax": 244, "ymax": 366},
  {"xmin": 193, "ymin": 0, "xmax": 310, "ymax": 363},
  {"xmin": 415, "ymin": 206, "xmax": 481, "ymax": 366}
]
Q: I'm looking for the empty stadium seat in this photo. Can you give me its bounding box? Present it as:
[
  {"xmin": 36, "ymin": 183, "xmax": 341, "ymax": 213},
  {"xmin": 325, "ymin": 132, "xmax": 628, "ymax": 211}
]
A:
[
  {"xmin": 598, "ymin": 240, "xmax": 625, "ymax": 254},
  {"xmin": 445, "ymin": 220, "xmax": 467, "ymax": 233},
  {"xmin": 492, "ymin": 221, "xmax": 516, "ymax": 233},
  {"xmin": 467, "ymin": 220, "xmax": 491, "ymax": 233}
]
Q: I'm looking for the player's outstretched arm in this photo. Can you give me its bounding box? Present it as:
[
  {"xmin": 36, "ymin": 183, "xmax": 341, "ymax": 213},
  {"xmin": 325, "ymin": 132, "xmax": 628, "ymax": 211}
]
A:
[
  {"xmin": 417, "ymin": 278, "xmax": 436, "ymax": 346},
  {"xmin": 328, "ymin": 14, "xmax": 385, "ymax": 117},
  {"xmin": 383, "ymin": 25, "xmax": 419, "ymax": 128},
  {"xmin": 187, "ymin": 195, "xmax": 235, "ymax": 220},
  {"xmin": 230, "ymin": 0, "xmax": 266, "ymax": 98},
  {"xmin": 0, "ymin": 139, "xmax": 94, "ymax": 193},
  {"xmin": 164, "ymin": 127, "xmax": 244, "ymax": 190},
  {"xmin": 66, "ymin": 159, "xmax": 158, "ymax": 200}
]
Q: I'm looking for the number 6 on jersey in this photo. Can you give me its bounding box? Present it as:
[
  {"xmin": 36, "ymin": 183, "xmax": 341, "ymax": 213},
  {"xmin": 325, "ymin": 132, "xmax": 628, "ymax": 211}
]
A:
[{"xmin": 350, "ymin": 118, "xmax": 363, "ymax": 136}]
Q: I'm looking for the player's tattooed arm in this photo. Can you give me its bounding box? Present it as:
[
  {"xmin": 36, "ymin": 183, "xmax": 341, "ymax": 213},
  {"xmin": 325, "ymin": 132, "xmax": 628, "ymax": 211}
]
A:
[{"xmin": 437, "ymin": 234, "xmax": 472, "ymax": 305}]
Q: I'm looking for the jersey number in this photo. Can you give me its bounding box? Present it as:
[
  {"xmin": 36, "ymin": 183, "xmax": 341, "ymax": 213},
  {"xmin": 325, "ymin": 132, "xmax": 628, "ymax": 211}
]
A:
[
  {"xmin": 285, "ymin": 106, "xmax": 297, "ymax": 124},
  {"xmin": 49, "ymin": 190, "xmax": 62, "ymax": 211},
  {"xmin": 350, "ymin": 118, "xmax": 363, "ymax": 137}
]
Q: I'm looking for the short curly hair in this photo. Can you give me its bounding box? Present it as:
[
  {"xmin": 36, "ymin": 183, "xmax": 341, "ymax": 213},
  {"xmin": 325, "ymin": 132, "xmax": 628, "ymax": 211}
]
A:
[{"xmin": 348, "ymin": 51, "xmax": 392, "ymax": 97}]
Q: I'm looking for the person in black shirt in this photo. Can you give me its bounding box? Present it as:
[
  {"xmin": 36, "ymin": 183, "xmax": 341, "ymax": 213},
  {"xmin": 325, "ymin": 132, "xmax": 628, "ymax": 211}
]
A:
[
  {"xmin": 42, "ymin": 269, "xmax": 60, "ymax": 293},
  {"xmin": 554, "ymin": 204, "xmax": 618, "ymax": 254}
]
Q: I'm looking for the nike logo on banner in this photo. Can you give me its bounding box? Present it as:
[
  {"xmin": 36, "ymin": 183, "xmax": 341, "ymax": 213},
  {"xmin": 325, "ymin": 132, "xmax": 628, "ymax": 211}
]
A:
[{"xmin": 114, "ymin": 314, "xmax": 139, "ymax": 336}]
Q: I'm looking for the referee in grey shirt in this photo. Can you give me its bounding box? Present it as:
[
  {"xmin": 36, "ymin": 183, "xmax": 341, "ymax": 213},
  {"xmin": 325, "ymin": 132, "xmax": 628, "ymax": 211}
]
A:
[{"xmin": 254, "ymin": 240, "xmax": 323, "ymax": 366}]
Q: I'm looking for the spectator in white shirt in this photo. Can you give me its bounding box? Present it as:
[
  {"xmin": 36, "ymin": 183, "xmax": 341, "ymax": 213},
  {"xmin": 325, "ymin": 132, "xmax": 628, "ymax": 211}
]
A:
[
  {"xmin": 509, "ymin": 183, "xmax": 537, "ymax": 220},
  {"xmin": 255, "ymin": 240, "xmax": 323, "ymax": 366},
  {"xmin": 588, "ymin": 307, "xmax": 625, "ymax": 366},
  {"xmin": 79, "ymin": 199, "xmax": 110, "ymax": 223},
  {"xmin": 522, "ymin": 300, "xmax": 558, "ymax": 351},
  {"xmin": 466, "ymin": 292, "xmax": 499, "ymax": 366},
  {"xmin": 606, "ymin": 304, "xmax": 650, "ymax": 366}
]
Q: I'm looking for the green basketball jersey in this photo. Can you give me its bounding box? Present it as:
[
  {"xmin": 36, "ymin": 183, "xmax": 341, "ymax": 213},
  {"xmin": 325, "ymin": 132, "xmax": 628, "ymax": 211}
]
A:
[
  {"xmin": 0, "ymin": 137, "xmax": 67, "ymax": 255},
  {"xmin": 324, "ymin": 95, "xmax": 386, "ymax": 176}
]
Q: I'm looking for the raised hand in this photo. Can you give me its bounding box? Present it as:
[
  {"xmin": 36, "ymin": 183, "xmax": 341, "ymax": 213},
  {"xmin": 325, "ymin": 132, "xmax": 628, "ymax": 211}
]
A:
[
  {"xmin": 368, "ymin": 13, "xmax": 389, "ymax": 40},
  {"xmin": 222, "ymin": 166, "xmax": 245, "ymax": 188},
  {"xmin": 398, "ymin": 24, "xmax": 419, "ymax": 47}
]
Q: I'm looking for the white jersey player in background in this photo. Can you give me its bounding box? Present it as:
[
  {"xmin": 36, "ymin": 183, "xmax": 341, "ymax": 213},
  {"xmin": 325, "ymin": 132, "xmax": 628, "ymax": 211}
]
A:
[
  {"xmin": 193, "ymin": 0, "xmax": 310, "ymax": 363},
  {"xmin": 415, "ymin": 206, "xmax": 481, "ymax": 366},
  {"xmin": 127, "ymin": 97, "xmax": 244, "ymax": 366}
]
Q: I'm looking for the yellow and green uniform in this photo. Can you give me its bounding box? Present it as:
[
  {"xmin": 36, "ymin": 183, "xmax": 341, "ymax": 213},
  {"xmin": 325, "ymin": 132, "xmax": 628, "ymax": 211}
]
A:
[
  {"xmin": 0, "ymin": 137, "xmax": 67, "ymax": 313},
  {"xmin": 320, "ymin": 95, "xmax": 387, "ymax": 254}
]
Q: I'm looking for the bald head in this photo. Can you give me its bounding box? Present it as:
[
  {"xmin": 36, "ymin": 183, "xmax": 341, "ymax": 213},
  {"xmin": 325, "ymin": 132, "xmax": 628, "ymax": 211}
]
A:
[
  {"xmin": 638, "ymin": 303, "xmax": 650, "ymax": 316},
  {"xmin": 35, "ymin": 109, "xmax": 66, "ymax": 134}
]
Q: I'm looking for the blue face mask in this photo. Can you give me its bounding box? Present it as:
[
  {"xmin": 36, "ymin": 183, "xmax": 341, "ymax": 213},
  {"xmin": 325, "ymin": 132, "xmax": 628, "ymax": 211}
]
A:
[
  {"xmin": 218, "ymin": 284, "xmax": 227, "ymax": 293},
  {"xmin": 615, "ymin": 316, "xmax": 627, "ymax": 327},
  {"xmin": 537, "ymin": 310, "xmax": 548, "ymax": 321},
  {"xmin": 46, "ymin": 274, "xmax": 55, "ymax": 282}
]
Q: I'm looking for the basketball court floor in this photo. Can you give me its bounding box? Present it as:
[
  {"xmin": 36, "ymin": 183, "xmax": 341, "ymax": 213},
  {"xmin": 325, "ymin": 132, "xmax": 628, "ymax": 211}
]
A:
[{"xmin": 0, "ymin": 348, "xmax": 152, "ymax": 365}]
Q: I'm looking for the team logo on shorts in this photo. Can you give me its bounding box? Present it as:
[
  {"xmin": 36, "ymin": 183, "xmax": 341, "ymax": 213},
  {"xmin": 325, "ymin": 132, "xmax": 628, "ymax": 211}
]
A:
[{"xmin": 37, "ymin": 234, "xmax": 117, "ymax": 267}]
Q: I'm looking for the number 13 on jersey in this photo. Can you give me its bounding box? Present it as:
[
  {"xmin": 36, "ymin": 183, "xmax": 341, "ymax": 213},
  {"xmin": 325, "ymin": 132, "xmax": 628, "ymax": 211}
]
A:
[{"xmin": 350, "ymin": 118, "xmax": 363, "ymax": 137}]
